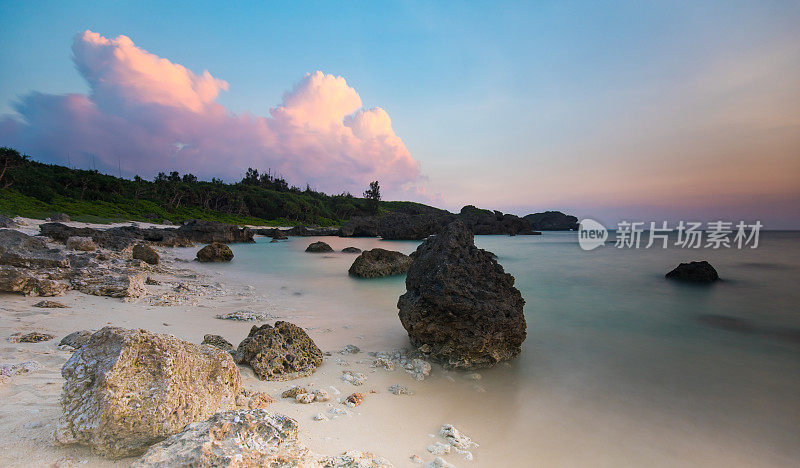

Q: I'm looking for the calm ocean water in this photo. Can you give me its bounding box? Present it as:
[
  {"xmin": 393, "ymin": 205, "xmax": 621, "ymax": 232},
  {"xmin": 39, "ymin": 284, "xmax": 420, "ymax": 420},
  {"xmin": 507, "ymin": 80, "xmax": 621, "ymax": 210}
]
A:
[{"xmin": 206, "ymin": 231, "xmax": 800, "ymax": 466}]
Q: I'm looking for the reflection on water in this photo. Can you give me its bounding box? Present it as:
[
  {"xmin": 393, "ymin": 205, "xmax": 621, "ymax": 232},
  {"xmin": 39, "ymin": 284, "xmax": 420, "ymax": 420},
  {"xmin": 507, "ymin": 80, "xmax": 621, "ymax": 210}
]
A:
[{"xmin": 200, "ymin": 232, "xmax": 799, "ymax": 466}]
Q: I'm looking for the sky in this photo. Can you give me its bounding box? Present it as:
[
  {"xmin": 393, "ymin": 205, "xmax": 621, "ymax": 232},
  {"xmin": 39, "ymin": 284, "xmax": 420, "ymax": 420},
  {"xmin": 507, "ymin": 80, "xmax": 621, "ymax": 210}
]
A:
[{"xmin": 1, "ymin": 0, "xmax": 799, "ymax": 227}]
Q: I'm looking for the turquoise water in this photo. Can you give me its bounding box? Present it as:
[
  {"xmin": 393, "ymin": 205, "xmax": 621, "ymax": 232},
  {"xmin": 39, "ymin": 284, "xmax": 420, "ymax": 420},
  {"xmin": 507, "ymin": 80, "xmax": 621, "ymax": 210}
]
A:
[{"xmin": 210, "ymin": 232, "xmax": 799, "ymax": 466}]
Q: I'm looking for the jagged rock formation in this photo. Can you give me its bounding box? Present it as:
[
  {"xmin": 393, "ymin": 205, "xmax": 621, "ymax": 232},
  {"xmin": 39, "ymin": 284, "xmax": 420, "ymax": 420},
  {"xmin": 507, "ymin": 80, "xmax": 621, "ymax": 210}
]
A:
[
  {"xmin": 378, "ymin": 213, "xmax": 449, "ymax": 240},
  {"xmin": 348, "ymin": 248, "xmax": 412, "ymax": 278},
  {"xmin": 55, "ymin": 327, "xmax": 241, "ymax": 459},
  {"xmin": 665, "ymin": 261, "xmax": 720, "ymax": 283},
  {"xmin": 196, "ymin": 242, "xmax": 234, "ymax": 262},
  {"xmin": 398, "ymin": 221, "xmax": 527, "ymax": 369},
  {"xmin": 40, "ymin": 223, "xmax": 193, "ymax": 250},
  {"xmin": 523, "ymin": 211, "xmax": 579, "ymax": 231},
  {"xmin": 234, "ymin": 322, "xmax": 323, "ymax": 381},
  {"xmin": 340, "ymin": 216, "xmax": 379, "ymax": 237},
  {"xmin": 176, "ymin": 220, "xmax": 255, "ymax": 244}
]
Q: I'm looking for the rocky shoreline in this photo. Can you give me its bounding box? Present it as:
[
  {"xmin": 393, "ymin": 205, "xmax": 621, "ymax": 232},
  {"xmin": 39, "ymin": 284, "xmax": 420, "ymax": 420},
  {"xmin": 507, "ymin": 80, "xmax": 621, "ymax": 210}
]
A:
[{"xmin": 0, "ymin": 218, "xmax": 497, "ymax": 468}]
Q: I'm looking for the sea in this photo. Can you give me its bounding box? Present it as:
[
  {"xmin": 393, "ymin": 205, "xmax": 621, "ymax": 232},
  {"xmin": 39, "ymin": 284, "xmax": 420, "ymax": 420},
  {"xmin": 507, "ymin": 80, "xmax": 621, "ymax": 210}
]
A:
[{"xmin": 194, "ymin": 231, "xmax": 800, "ymax": 467}]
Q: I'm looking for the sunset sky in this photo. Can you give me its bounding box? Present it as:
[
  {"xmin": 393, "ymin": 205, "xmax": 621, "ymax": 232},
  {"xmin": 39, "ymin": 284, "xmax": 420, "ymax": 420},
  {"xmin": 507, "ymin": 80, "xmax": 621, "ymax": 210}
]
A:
[{"xmin": 1, "ymin": 1, "xmax": 799, "ymax": 227}]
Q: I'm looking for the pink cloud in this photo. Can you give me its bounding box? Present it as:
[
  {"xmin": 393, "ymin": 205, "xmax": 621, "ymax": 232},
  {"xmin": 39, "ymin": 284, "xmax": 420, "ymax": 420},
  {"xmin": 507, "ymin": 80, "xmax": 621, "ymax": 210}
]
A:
[{"xmin": 0, "ymin": 30, "xmax": 425, "ymax": 199}]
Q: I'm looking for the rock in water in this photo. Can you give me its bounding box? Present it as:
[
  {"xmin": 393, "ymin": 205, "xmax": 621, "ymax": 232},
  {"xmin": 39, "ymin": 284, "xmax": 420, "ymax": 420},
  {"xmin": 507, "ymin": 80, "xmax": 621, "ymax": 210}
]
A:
[
  {"xmin": 306, "ymin": 241, "xmax": 333, "ymax": 253},
  {"xmin": 132, "ymin": 410, "xmax": 316, "ymax": 467},
  {"xmin": 55, "ymin": 327, "xmax": 241, "ymax": 458},
  {"xmin": 397, "ymin": 221, "xmax": 526, "ymax": 369},
  {"xmin": 665, "ymin": 261, "xmax": 720, "ymax": 283},
  {"xmin": 234, "ymin": 321, "xmax": 323, "ymax": 381},
  {"xmin": 342, "ymin": 247, "xmax": 362, "ymax": 253},
  {"xmin": 132, "ymin": 243, "xmax": 159, "ymax": 265},
  {"xmin": 348, "ymin": 248, "xmax": 412, "ymax": 278},
  {"xmin": 196, "ymin": 242, "xmax": 234, "ymax": 262}
]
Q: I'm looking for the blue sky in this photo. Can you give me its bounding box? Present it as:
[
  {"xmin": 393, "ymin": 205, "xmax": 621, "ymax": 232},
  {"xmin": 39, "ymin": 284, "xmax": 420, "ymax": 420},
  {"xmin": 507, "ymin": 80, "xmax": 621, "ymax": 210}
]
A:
[{"xmin": 1, "ymin": 1, "xmax": 799, "ymax": 227}]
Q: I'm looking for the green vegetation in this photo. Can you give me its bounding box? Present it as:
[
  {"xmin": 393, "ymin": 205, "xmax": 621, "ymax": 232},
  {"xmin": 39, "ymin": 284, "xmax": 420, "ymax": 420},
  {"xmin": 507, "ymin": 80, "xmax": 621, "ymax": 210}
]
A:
[{"xmin": 0, "ymin": 147, "xmax": 443, "ymax": 225}]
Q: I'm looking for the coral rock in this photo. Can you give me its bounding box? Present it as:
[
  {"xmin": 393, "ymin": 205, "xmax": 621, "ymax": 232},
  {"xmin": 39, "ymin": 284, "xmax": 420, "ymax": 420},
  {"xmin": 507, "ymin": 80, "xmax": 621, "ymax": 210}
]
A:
[{"xmin": 234, "ymin": 321, "xmax": 323, "ymax": 381}]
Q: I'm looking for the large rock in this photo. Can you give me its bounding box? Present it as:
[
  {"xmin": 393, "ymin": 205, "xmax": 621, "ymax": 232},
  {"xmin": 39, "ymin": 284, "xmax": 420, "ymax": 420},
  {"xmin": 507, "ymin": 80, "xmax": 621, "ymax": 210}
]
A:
[
  {"xmin": 523, "ymin": 211, "xmax": 579, "ymax": 231},
  {"xmin": 665, "ymin": 261, "xmax": 720, "ymax": 283},
  {"xmin": 0, "ymin": 265, "xmax": 68, "ymax": 296},
  {"xmin": 0, "ymin": 229, "xmax": 70, "ymax": 269},
  {"xmin": 177, "ymin": 220, "xmax": 254, "ymax": 244},
  {"xmin": 72, "ymin": 271, "xmax": 147, "ymax": 298},
  {"xmin": 305, "ymin": 241, "xmax": 333, "ymax": 253},
  {"xmin": 234, "ymin": 321, "xmax": 323, "ymax": 381},
  {"xmin": 398, "ymin": 221, "xmax": 527, "ymax": 369},
  {"xmin": 132, "ymin": 410, "xmax": 316, "ymax": 467},
  {"xmin": 340, "ymin": 216, "xmax": 379, "ymax": 237},
  {"xmin": 55, "ymin": 327, "xmax": 241, "ymax": 459},
  {"xmin": 348, "ymin": 248, "xmax": 412, "ymax": 278},
  {"xmin": 132, "ymin": 243, "xmax": 159, "ymax": 265},
  {"xmin": 196, "ymin": 242, "xmax": 234, "ymax": 262}
]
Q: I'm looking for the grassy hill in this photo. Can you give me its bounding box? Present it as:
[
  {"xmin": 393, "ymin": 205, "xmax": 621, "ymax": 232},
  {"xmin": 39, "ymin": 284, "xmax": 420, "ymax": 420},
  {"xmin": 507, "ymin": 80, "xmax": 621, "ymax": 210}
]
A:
[{"xmin": 0, "ymin": 147, "xmax": 444, "ymax": 226}]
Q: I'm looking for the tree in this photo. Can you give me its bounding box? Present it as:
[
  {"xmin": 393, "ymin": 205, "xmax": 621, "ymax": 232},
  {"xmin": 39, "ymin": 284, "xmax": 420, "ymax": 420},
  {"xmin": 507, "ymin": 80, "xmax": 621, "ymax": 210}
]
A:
[
  {"xmin": 364, "ymin": 180, "xmax": 380, "ymax": 214},
  {"xmin": 182, "ymin": 173, "xmax": 197, "ymax": 183},
  {"xmin": 167, "ymin": 171, "xmax": 181, "ymax": 182}
]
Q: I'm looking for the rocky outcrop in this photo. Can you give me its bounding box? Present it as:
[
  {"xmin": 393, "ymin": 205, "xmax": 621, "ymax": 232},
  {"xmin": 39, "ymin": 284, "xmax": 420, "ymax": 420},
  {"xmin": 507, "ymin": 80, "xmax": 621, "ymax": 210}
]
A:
[
  {"xmin": 132, "ymin": 243, "xmax": 159, "ymax": 265},
  {"xmin": 0, "ymin": 215, "xmax": 18, "ymax": 228},
  {"xmin": 50, "ymin": 213, "xmax": 70, "ymax": 222},
  {"xmin": 398, "ymin": 221, "xmax": 527, "ymax": 369},
  {"xmin": 72, "ymin": 271, "xmax": 147, "ymax": 298},
  {"xmin": 55, "ymin": 327, "xmax": 241, "ymax": 459},
  {"xmin": 348, "ymin": 248, "xmax": 412, "ymax": 278},
  {"xmin": 0, "ymin": 230, "xmax": 70, "ymax": 296},
  {"xmin": 256, "ymin": 225, "xmax": 340, "ymax": 237},
  {"xmin": 306, "ymin": 241, "xmax": 333, "ymax": 253},
  {"xmin": 40, "ymin": 223, "xmax": 193, "ymax": 250},
  {"xmin": 378, "ymin": 213, "xmax": 450, "ymax": 240},
  {"xmin": 523, "ymin": 211, "xmax": 579, "ymax": 231},
  {"xmin": 340, "ymin": 216, "xmax": 379, "ymax": 237},
  {"xmin": 458, "ymin": 206, "xmax": 534, "ymax": 235},
  {"xmin": 132, "ymin": 410, "xmax": 315, "ymax": 467},
  {"xmin": 342, "ymin": 247, "xmax": 362, "ymax": 253},
  {"xmin": 234, "ymin": 322, "xmax": 323, "ymax": 381},
  {"xmin": 196, "ymin": 242, "xmax": 234, "ymax": 262},
  {"xmin": 665, "ymin": 261, "xmax": 720, "ymax": 283},
  {"xmin": 177, "ymin": 220, "xmax": 254, "ymax": 244},
  {"xmin": 371, "ymin": 207, "xmax": 537, "ymax": 240},
  {"xmin": 66, "ymin": 236, "xmax": 96, "ymax": 251}
]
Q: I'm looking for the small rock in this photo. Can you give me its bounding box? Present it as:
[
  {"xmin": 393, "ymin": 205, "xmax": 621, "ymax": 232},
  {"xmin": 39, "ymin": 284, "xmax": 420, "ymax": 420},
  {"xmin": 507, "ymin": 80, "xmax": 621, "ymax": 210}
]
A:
[
  {"xmin": 340, "ymin": 344, "xmax": 361, "ymax": 355},
  {"xmin": 372, "ymin": 357, "xmax": 395, "ymax": 371},
  {"xmin": 281, "ymin": 386, "xmax": 308, "ymax": 398},
  {"xmin": 215, "ymin": 309, "xmax": 271, "ymax": 322},
  {"xmin": 314, "ymin": 412, "xmax": 328, "ymax": 421},
  {"xmin": 342, "ymin": 247, "xmax": 362, "ymax": 253},
  {"xmin": 406, "ymin": 358, "xmax": 432, "ymax": 381},
  {"xmin": 201, "ymin": 334, "xmax": 233, "ymax": 351},
  {"xmin": 0, "ymin": 360, "xmax": 40, "ymax": 380},
  {"xmin": 345, "ymin": 393, "xmax": 365, "ymax": 407},
  {"xmin": 388, "ymin": 384, "xmax": 411, "ymax": 396},
  {"xmin": 440, "ymin": 424, "xmax": 478, "ymax": 450},
  {"xmin": 10, "ymin": 331, "xmax": 54, "ymax": 343},
  {"xmin": 33, "ymin": 300, "xmax": 68, "ymax": 308},
  {"xmin": 410, "ymin": 454, "xmax": 424, "ymax": 464},
  {"xmin": 313, "ymin": 389, "xmax": 330, "ymax": 402},
  {"xmin": 295, "ymin": 393, "xmax": 315, "ymax": 404},
  {"xmin": 329, "ymin": 407, "xmax": 349, "ymax": 418},
  {"xmin": 425, "ymin": 457, "xmax": 455, "ymax": 468},
  {"xmin": 195, "ymin": 242, "xmax": 234, "ymax": 262},
  {"xmin": 145, "ymin": 277, "xmax": 161, "ymax": 285},
  {"xmin": 426, "ymin": 442, "xmax": 451, "ymax": 455}
]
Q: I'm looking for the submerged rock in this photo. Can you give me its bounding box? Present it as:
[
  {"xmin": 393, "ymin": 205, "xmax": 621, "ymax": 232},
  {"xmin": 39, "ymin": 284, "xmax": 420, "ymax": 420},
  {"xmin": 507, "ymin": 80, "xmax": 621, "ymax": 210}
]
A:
[
  {"xmin": 55, "ymin": 327, "xmax": 241, "ymax": 458},
  {"xmin": 348, "ymin": 248, "xmax": 412, "ymax": 278},
  {"xmin": 306, "ymin": 241, "xmax": 334, "ymax": 253},
  {"xmin": 665, "ymin": 261, "xmax": 720, "ymax": 283},
  {"xmin": 398, "ymin": 221, "xmax": 527, "ymax": 369},
  {"xmin": 342, "ymin": 247, "xmax": 362, "ymax": 253},
  {"xmin": 132, "ymin": 243, "xmax": 159, "ymax": 265},
  {"xmin": 196, "ymin": 242, "xmax": 234, "ymax": 262},
  {"xmin": 234, "ymin": 321, "xmax": 323, "ymax": 381},
  {"xmin": 132, "ymin": 410, "xmax": 316, "ymax": 467}
]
